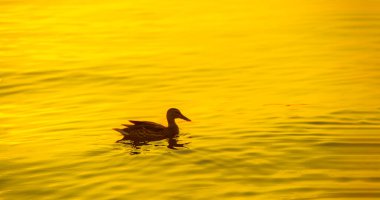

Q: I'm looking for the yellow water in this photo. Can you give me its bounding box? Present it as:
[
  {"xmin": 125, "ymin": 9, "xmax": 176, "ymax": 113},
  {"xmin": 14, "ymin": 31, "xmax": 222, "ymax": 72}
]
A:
[{"xmin": 1, "ymin": 0, "xmax": 380, "ymax": 199}]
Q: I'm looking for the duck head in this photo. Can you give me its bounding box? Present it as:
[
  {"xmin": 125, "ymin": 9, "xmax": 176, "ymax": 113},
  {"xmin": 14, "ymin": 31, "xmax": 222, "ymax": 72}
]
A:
[{"xmin": 167, "ymin": 108, "xmax": 191, "ymax": 122}]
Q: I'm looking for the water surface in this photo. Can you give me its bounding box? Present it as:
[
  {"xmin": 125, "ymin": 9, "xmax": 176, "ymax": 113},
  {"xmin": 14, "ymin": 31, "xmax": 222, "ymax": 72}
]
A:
[{"xmin": 1, "ymin": 0, "xmax": 380, "ymax": 199}]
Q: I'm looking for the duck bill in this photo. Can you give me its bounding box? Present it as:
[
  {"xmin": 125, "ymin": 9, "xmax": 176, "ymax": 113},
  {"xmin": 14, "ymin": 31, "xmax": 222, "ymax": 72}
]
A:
[{"xmin": 179, "ymin": 114, "xmax": 191, "ymax": 122}]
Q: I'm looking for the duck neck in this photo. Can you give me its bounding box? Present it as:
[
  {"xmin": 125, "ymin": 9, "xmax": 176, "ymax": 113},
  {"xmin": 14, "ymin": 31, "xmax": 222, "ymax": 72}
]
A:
[
  {"xmin": 167, "ymin": 117, "xmax": 177, "ymax": 128},
  {"xmin": 167, "ymin": 117, "xmax": 179, "ymax": 136}
]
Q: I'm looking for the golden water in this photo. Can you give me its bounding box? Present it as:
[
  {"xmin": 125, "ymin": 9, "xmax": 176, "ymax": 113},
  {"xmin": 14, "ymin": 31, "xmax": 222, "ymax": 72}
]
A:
[{"xmin": 1, "ymin": 0, "xmax": 380, "ymax": 199}]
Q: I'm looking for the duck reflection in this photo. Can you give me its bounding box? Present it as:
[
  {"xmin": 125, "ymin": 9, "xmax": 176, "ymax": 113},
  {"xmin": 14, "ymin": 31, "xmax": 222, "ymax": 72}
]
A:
[
  {"xmin": 167, "ymin": 137, "xmax": 189, "ymax": 149},
  {"xmin": 116, "ymin": 136, "xmax": 189, "ymax": 154}
]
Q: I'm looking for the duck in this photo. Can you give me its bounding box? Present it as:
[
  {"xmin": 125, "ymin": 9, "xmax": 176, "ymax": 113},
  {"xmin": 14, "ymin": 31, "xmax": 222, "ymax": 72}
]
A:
[{"xmin": 113, "ymin": 108, "xmax": 191, "ymax": 142}]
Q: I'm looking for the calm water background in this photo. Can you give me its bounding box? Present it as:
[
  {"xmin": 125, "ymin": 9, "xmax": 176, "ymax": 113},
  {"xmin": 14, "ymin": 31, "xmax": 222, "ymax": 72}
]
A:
[{"xmin": 1, "ymin": 0, "xmax": 380, "ymax": 199}]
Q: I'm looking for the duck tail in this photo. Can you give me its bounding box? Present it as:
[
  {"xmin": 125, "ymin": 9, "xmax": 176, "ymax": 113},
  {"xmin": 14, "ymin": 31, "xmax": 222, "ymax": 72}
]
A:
[
  {"xmin": 122, "ymin": 124, "xmax": 133, "ymax": 127},
  {"xmin": 113, "ymin": 128, "xmax": 129, "ymax": 137}
]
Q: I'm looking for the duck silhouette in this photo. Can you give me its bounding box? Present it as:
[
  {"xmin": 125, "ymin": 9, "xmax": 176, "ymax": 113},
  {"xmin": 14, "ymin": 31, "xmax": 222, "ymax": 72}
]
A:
[{"xmin": 113, "ymin": 108, "xmax": 191, "ymax": 142}]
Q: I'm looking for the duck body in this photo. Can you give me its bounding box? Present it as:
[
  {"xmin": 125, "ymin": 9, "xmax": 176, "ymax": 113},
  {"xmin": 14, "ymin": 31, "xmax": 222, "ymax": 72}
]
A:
[{"xmin": 113, "ymin": 108, "xmax": 190, "ymax": 142}]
